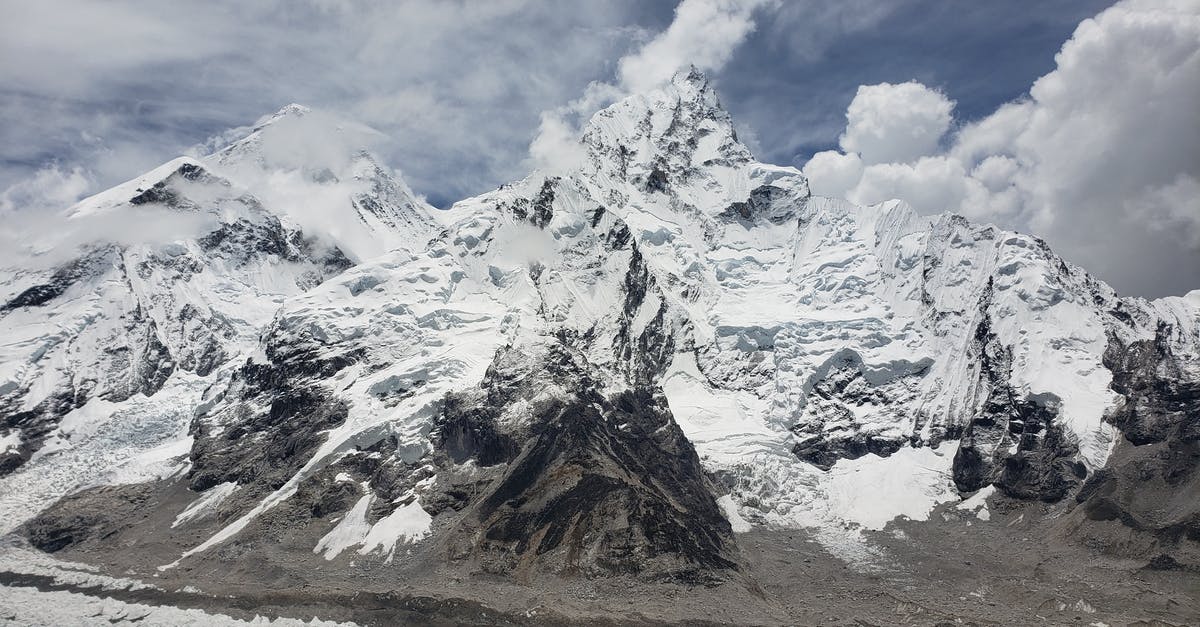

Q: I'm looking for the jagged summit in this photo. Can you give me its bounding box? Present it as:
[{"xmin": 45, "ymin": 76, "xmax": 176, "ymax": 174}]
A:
[
  {"xmin": 581, "ymin": 68, "xmax": 753, "ymax": 185},
  {"xmin": 228, "ymin": 102, "xmax": 313, "ymax": 141},
  {"xmin": 271, "ymin": 102, "xmax": 312, "ymax": 118},
  {"xmin": 210, "ymin": 104, "xmax": 379, "ymax": 173}
]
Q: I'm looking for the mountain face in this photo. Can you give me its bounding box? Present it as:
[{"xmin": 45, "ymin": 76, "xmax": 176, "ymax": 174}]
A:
[
  {"xmin": 0, "ymin": 106, "xmax": 437, "ymax": 481},
  {"xmin": 2, "ymin": 70, "xmax": 1198, "ymax": 615}
]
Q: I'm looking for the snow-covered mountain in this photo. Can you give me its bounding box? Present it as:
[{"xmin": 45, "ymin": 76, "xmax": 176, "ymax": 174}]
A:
[
  {"xmin": 0, "ymin": 105, "xmax": 438, "ymax": 481},
  {"xmin": 3, "ymin": 70, "xmax": 1197, "ymax": 593}
]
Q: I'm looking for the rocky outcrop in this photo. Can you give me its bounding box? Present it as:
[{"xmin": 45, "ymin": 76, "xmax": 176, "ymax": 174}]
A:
[
  {"xmin": 0, "ymin": 209, "xmax": 349, "ymax": 477},
  {"xmin": 1070, "ymin": 321, "xmax": 1200, "ymax": 548},
  {"xmin": 433, "ymin": 343, "xmax": 736, "ymax": 583},
  {"xmin": 186, "ymin": 349, "xmax": 353, "ymax": 495}
]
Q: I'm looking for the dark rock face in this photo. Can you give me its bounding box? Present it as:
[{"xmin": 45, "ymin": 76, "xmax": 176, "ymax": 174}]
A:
[
  {"xmin": 790, "ymin": 351, "xmax": 927, "ymax": 470},
  {"xmin": 129, "ymin": 184, "xmax": 190, "ymax": 208},
  {"xmin": 995, "ymin": 415, "xmax": 1087, "ymax": 502},
  {"xmin": 268, "ymin": 433, "xmax": 435, "ymax": 530},
  {"xmin": 718, "ymin": 185, "xmax": 791, "ymax": 225},
  {"xmin": 507, "ymin": 177, "xmax": 558, "ymax": 228},
  {"xmin": 128, "ymin": 162, "xmax": 219, "ymax": 209},
  {"xmin": 435, "ymin": 395, "xmax": 518, "ymax": 467},
  {"xmin": 530, "ymin": 178, "xmax": 557, "ymax": 229},
  {"xmin": 1103, "ymin": 323, "xmax": 1200, "ymax": 446},
  {"xmin": 612, "ymin": 244, "xmax": 675, "ymax": 383},
  {"xmin": 794, "ymin": 436, "xmax": 905, "ymax": 472},
  {"xmin": 198, "ymin": 215, "xmax": 351, "ymax": 281},
  {"xmin": 645, "ymin": 167, "xmax": 670, "ymax": 193},
  {"xmin": 186, "ymin": 342, "xmax": 354, "ymax": 496},
  {"xmin": 105, "ymin": 308, "xmax": 177, "ymax": 401},
  {"xmin": 435, "ymin": 344, "xmax": 736, "ymax": 583},
  {"xmin": 1070, "ymin": 323, "xmax": 1200, "ymax": 547},
  {"xmin": 953, "ymin": 285, "xmax": 1086, "ymax": 501},
  {"xmin": 0, "ymin": 390, "xmax": 80, "ymax": 477},
  {"xmin": 23, "ymin": 484, "xmax": 155, "ymax": 553}
]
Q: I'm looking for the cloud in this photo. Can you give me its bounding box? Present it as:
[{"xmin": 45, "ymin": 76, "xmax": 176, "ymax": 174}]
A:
[
  {"xmin": 846, "ymin": 156, "xmax": 971, "ymax": 213},
  {"xmin": 839, "ymin": 81, "xmax": 954, "ymax": 165},
  {"xmin": 0, "ymin": 107, "xmax": 412, "ymax": 269},
  {"xmin": 800, "ymin": 0, "xmax": 1200, "ymax": 297},
  {"xmin": 213, "ymin": 107, "xmax": 387, "ymax": 176},
  {"xmin": 1, "ymin": 0, "xmax": 1192, "ymax": 297},
  {"xmin": 206, "ymin": 106, "xmax": 422, "ymax": 262},
  {"xmin": 617, "ymin": 0, "xmax": 776, "ymax": 94},
  {"xmin": 0, "ymin": 165, "xmax": 91, "ymax": 215},
  {"xmin": 760, "ymin": 0, "xmax": 905, "ymax": 63},
  {"xmin": 1128, "ymin": 174, "xmax": 1200, "ymax": 249},
  {"xmin": 0, "ymin": 0, "xmax": 664, "ymax": 207},
  {"xmin": 802, "ymin": 151, "xmax": 863, "ymax": 199},
  {"xmin": 528, "ymin": 0, "xmax": 774, "ymax": 172},
  {"xmin": 528, "ymin": 82, "xmax": 625, "ymax": 174},
  {"xmin": 0, "ymin": 198, "xmax": 221, "ymax": 272},
  {"xmin": 0, "ymin": 3, "xmax": 228, "ymax": 96}
]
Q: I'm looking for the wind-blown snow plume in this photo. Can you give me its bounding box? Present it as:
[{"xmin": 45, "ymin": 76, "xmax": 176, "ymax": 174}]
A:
[
  {"xmin": 529, "ymin": 0, "xmax": 776, "ymax": 172},
  {"xmin": 617, "ymin": 0, "xmax": 777, "ymax": 94},
  {"xmin": 0, "ymin": 106, "xmax": 431, "ymax": 270}
]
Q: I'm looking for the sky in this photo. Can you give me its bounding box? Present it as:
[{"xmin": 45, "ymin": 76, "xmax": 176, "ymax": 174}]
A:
[{"xmin": 1, "ymin": 0, "xmax": 1197, "ymax": 297}]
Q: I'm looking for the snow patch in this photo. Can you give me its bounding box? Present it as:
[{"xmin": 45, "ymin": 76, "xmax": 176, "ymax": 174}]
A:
[
  {"xmin": 0, "ymin": 430, "xmax": 19, "ymax": 455},
  {"xmin": 313, "ymin": 494, "xmax": 372, "ymax": 560},
  {"xmin": 173, "ymin": 482, "xmax": 238, "ymax": 528},
  {"xmin": 717, "ymin": 494, "xmax": 752, "ymax": 533},
  {"xmin": 313, "ymin": 493, "xmax": 432, "ymax": 562},
  {"xmin": 358, "ymin": 499, "xmax": 433, "ymax": 562},
  {"xmin": 823, "ymin": 442, "xmax": 961, "ymax": 531},
  {"xmin": 956, "ymin": 485, "xmax": 995, "ymax": 521}
]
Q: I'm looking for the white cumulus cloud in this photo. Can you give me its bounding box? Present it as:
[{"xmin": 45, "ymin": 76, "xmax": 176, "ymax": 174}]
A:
[
  {"xmin": 839, "ymin": 81, "xmax": 954, "ymax": 165},
  {"xmin": 800, "ymin": 0, "xmax": 1200, "ymax": 297}
]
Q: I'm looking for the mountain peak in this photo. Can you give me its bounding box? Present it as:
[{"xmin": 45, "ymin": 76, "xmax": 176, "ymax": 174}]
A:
[
  {"xmin": 273, "ymin": 103, "xmax": 312, "ymax": 118},
  {"xmin": 208, "ymin": 105, "xmax": 384, "ymax": 178},
  {"xmin": 65, "ymin": 156, "xmax": 213, "ymax": 218},
  {"xmin": 670, "ymin": 64, "xmax": 713, "ymax": 94},
  {"xmin": 5, "ymin": 55, "xmax": 1200, "ymax": 627},
  {"xmin": 580, "ymin": 68, "xmax": 752, "ymax": 183}
]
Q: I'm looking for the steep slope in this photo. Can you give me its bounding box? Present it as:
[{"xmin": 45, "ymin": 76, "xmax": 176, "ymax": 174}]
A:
[{"xmin": 10, "ymin": 71, "xmax": 1200, "ymax": 594}]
